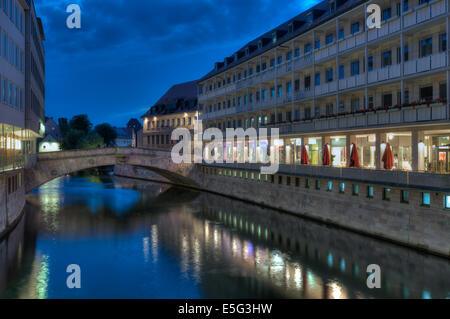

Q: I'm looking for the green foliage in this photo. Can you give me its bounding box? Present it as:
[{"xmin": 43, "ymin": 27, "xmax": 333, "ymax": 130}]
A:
[
  {"xmin": 81, "ymin": 132, "xmax": 105, "ymax": 149},
  {"xmin": 60, "ymin": 114, "xmax": 110, "ymax": 150},
  {"xmin": 94, "ymin": 123, "xmax": 117, "ymax": 146},
  {"xmin": 69, "ymin": 114, "xmax": 92, "ymax": 135}
]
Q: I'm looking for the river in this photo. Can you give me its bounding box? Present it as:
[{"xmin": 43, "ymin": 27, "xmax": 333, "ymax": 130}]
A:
[{"xmin": 0, "ymin": 175, "xmax": 449, "ymax": 299}]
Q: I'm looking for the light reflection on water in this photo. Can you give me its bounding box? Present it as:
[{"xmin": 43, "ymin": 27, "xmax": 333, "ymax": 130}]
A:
[{"xmin": 0, "ymin": 175, "xmax": 449, "ymax": 299}]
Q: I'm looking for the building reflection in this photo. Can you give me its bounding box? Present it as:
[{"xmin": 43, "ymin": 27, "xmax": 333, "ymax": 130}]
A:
[{"xmin": 0, "ymin": 176, "xmax": 449, "ymax": 299}]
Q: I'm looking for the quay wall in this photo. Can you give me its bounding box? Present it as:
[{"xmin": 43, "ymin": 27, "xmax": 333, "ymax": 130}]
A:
[
  {"xmin": 115, "ymin": 164, "xmax": 450, "ymax": 258},
  {"xmin": 0, "ymin": 171, "xmax": 26, "ymax": 240}
]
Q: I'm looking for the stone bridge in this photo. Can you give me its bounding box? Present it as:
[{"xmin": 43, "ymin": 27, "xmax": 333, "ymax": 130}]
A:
[{"xmin": 24, "ymin": 148, "xmax": 196, "ymax": 193}]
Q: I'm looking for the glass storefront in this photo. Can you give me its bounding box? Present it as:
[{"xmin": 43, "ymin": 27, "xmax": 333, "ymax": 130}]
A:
[
  {"xmin": 306, "ymin": 137, "xmax": 322, "ymax": 165},
  {"xmin": 382, "ymin": 132, "xmax": 412, "ymax": 171},
  {"xmin": 0, "ymin": 123, "xmax": 27, "ymax": 173},
  {"xmin": 352, "ymin": 134, "xmax": 376, "ymax": 168},
  {"xmin": 423, "ymin": 134, "xmax": 450, "ymax": 173},
  {"xmin": 330, "ymin": 136, "xmax": 347, "ymax": 167}
]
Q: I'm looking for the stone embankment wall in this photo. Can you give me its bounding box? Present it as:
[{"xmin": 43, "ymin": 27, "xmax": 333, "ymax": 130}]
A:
[
  {"xmin": 0, "ymin": 171, "xmax": 25, "ymax": 239},
  {"xmin": 115, "ymin": 164, "xmax": 450, "ymax": 258}
]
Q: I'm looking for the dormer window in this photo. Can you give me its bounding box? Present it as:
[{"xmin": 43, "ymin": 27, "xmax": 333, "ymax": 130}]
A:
[
  {"xmin": 245, "ymin": 47, "xmax": 250, "ymax": 56},
  {"xmin": 234, "ymin": 53, "xmax": 238, "ymax": 62},
  {"xmin": 330, "ymin": 1, "xmax": 335, "ymax": 13},
  {"xmin": 258, "ymin": 40, "xmax": 263, "ymax": 49},
  {"xmin": 288, "ymin": 23, "xmax": 294, "ymax": 33},
  {"xmin": 307, "ymin": 12, "xmax": 313, "ymax": 25},
  {"xmin": 272, "ymin": 32, "xmax": 277, "ymax": 44}
]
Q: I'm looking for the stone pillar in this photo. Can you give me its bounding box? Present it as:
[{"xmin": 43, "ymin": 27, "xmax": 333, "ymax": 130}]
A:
[
  {"xmin": 411, "ymin": 129, "xmax": 419, "ymax": 172},
  {"xmin": 376, "ymin": 132, "xmax": 382, "ymax": 169}
]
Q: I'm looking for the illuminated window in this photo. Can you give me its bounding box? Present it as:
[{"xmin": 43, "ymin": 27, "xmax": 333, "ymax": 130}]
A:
[
  {"xmin": 340, "ymin": 183, "xmax": 345, "ymax": 193},
  {"xmin": 352, "ymin": 184, "xmax": 359, "ymax": 196},
  {"xmin": 315, "ymin": 180, "xmax": 321, "ymax": 190},
  {"xmin": 383, "ymin": 188, "xmax": 391, "ymax": 201},
  {"xmin": 444, "ymin": 195, "xmax": 450, "ymax": 209},
  {"xmin": 422, "ymin": 193, "xmax": 431, "ymax": 206},
  {"xmin": 327, "ymin": 181, "xmax": 333, "ymax": 191},
  {"xmin": 367, "ymin": 186, "xmax": 374, "ymax": 198},
  {"xmin": 401, "ymin": 190, "xmax": 410, "ymax": 203}
]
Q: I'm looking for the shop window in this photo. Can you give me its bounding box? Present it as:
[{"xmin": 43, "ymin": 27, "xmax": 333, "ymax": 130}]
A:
[
  {"xmin": 327, "ymin": 181, "xmax": 333, "ymax": 192},
  {"xmin": 305, "ymin": 179, "xmax": 310, "ymax": 188},
  {"xmin": 367, "ymin": 186, "xmax": 374, "ymax": 198},
  {"xmin": 439, "ymin": 83, "xmax": 447, "ymax": 99},
  {"xmin": 401, "ymin": 190, "xmax": 410, "ymax": 203},
  {"xmin": 352, "ymin": 184, "xmax": 359, "ymax": 196},
  {"xmin": 286, "ymin": 176, "xmax": 291, "ymax": 186},
  {"xmin": 270, "ymin": 175, "xmax": 274, "ymax": 183},
  {"xmin": 295, "ymin": 178, "xmax": 300, "ymax": 187},
  {"xmin": 340, "ymin": 183, "xmax": 345, "ymax": 193},
  {"xmin": 278, "ymin": 175, "xmax": 282, "ymax": 184},
  {"xmin": 383, "ymin": 188, "xmax": 391, "ymax": 200}
]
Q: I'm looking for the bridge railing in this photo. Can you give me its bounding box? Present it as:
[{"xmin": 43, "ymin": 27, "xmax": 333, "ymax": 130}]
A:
[{"xmin": 37, "ymin": 147, "xmax": 171, "ymax": 161}]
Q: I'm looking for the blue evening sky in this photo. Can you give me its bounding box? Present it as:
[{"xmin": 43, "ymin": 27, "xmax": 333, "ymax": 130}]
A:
[{"xmin": 36, "ymin": 0, "xmax": 319, "ymax": 126}]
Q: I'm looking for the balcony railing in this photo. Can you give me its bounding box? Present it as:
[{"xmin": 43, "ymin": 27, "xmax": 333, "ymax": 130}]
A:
[
  {"xmin": 338, "ymin": 32, "xmax": 365, "ymax": 52},
  {"xmin": 339, "ymin": 73, "xmax": 366, "ymax": 90},
  {"xmin": 403, "ymin": 0, "xmax": 446, "ymax": 28},
  {"xmin": 404, "ymin": 52, "xmax": 447, "ymax": 75}
]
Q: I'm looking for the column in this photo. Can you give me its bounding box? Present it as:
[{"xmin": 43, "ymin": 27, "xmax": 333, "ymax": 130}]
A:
[
  {"xmin": 411, "ymin": 129, "xmax": 419, "ymax": 172},
  {"xmin": 275, "ymin": 48, "xmax": 279, "ymax": 123},
  {"xmin": 375, "ymin": 132, "xmax": 381, "ymax": 169}
]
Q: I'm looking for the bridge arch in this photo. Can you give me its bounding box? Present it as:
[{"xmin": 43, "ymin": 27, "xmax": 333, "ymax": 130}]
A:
[{"xmin": 24, "ymin": 148, "xmax": 197, "ymax": 193}]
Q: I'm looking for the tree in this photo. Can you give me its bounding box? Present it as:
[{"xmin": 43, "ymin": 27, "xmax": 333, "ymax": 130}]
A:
[
  {"xmin": 81, "ymin": 132, "xmax": 104, "ymax": 149},
  {"xmin": 94, "ymin": 123, "xmax": 117, "ymax": 146},
  {"xmin": 58, "ymin": 118, "xmax": 70, "ymax": 137},
  {"xmin": 126, "ymin": 118, "xmax": 142, "ymax": 133},
  {"xmin": 61, "ymin": 129, "xmax": 85, "ymax": 150},
  {"xmin": 69, "ymin": 114, "xmax": 92, "ymax": 135}
]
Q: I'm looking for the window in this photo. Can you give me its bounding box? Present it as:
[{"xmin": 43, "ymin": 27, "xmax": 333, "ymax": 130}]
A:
[
  {"xmin": 304, "ymin": 107, "xmax": 311, "ymax": 119},
  {"xmin": 351, "ymin": 98, "xmax": 360, "ymax": 112},
  {"xmin": 420, "ymin": 38, "xmax": 432, "ymax": 57},
  {"xmin": 420, "ymin": 86, "xmax": 433, "ymax": 101},
  {"xmin": 315, "ymin": 180, "xmax": 321, "ymax": 190},
  {"xmin": 295, "ymin": 178, "xmax": 300, "ymax": 187},
  {"xmin": 351, "ymin": 22, "xmax": 359, "ymax": 34},
  {"xmin": 314, "ymin": 106, "xmax": 320, "ymax": 117},
  {"xmin": 304, "ymin": 43, "xmax": 311, "ymax": 53},
  {"xmin": 326, "ymin": 33, "xmax": 333, "ymax": 45},
  {"xmin": 338, "ymin": 65, "xmax": 344, "ymax": 79},
  {"xmin": 404, "ymin": 45, "xmax": 409, "ymax": 61},
  {"xmin": 382, "ymin": 7, "xmax": 391, "ymax": 21},
  {"xmin": 382, "ymin": 51, "xmax": 392, "ymax": 67},
  {"xmin": 339, "ymin": 183, "xmax": 345, "ymax": 193},
  {"xmin": 305, "ymin": 179, "xmax": 310, "ymax": 188},
  {"xmin": 338, "ymin": 28, "xmax": 344, "ymax": 40},
  {"xmin": 440, "ymin": 33, "xmax": 447, "ymax": 52},
  {"xmin": 326, "ymin": 69, "xmax": 333, "ymax": 82},
  {"xmin": 367, "ymin": 186, "xmax": 374, "ymax": 198},
  {"xmin": 288, "ymin": 23, "xmax": 294, "ymax": 33},
  {"xmin": 421, "ymin": 193, "xmax": 430, "ymax": 206},
  {"xmin": 315, "ymin": 72, "xmax": 320, "ymax": 86},
  {"xmin": 444, "ymin": 195, "xmax": 450, "ymax": 209},
  {"xmin": 286, "ymin": 176, "xmax": 291, "ymax": 186},
  {"xmin": 305, "ymin": 76, "xmax": 311, "ymax": 90},
  {"xmin": 397, "ymin": 47, "xmax": 401, "ymax": 64},
  {"xmin": 270, "ymin": 58, "xmax": 275, "ymax": 67},
  {"xmin": 368, "ymin": 56, "xmax": 374, "ymax": 71},
  {"xmin": 404, "ymin": 0, "xmax": 409, "ymax": 12},
  {"xmin": 327, "ymin": 181, "xmax": 333, "ymax": 191},
  {"xmin": 439, "ymin": 83, "xmax": 446, "ymax": 99},
  {"xmin": 286, "ymin": 51, "xmax": 292, "ymax": 61},
  {"xmin": 401, "ymin": 190, "xmax": 410, "ymax": 203},
  {"xmin": 383, "ymin": 93, "xmax": 393, "ymax": 107},
  {"xmin": 294, "ymin": 48, "xmax": 300, "ymax": 57},
  {"xmin": 351, "ymin": 61, "xmax": 359, "ymax": 75},
  {"xmin": 383, "ymin": 188, "xmax": 391, "ymax": 200},
  {"xmin": 277, "ymin": 56, "xmax": 283, "ymax": 65},
  {"xmin": 326, "ymin": 103, "xmax": 333, "ymax": 115},
  {"xmin": 352, "ymin": 184, "xmax": 359, "ymax": 195},
  {"xmin": 314, "ymin": 40, "xmax": 320, "ymax": 50}
]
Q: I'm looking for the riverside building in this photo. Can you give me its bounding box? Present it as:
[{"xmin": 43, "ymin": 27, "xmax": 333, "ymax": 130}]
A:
[
  {"xmin": 141, "ymin": 80, "xmax": 201, "ymax": 150},
  {"xmin": 199, "ymin": 0, "xmax": 450, "ymax": 174},
  {"xmin": 0, "ymin": 0, "xmax": 45, "ymax": 237}
]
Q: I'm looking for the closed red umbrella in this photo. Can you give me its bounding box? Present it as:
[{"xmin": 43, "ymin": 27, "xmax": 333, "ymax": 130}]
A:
[
  {"xmin": 349, "ymin": 143, "xmax": 360, "ymax": 168},
  {"xmin": 301, "ymin": 145, "xmax": 309, "ymax": 165},
  {"xmin": 382, "ymin": 143, "xmax": 394, "ymax": 169},
  {"xmin": 322, "ymin": 143, "xmax": 331, "ymax": 166}
]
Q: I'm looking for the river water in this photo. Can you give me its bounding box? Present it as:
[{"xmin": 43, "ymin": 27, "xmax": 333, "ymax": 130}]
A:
[{"xmin": 0, "ymin": 176, "xmax": 449, "ymax": 299}]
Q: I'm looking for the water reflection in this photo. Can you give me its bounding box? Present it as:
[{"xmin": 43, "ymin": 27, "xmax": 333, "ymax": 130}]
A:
[{"xmin": 0, "ymin": 176, "xmax": 449, "ymax": 299}]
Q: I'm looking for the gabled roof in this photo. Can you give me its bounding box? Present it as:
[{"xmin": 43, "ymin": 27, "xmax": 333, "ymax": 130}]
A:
[{"xmin": 142, "ymin": 80, "xmax": 200, "ymax": 118}]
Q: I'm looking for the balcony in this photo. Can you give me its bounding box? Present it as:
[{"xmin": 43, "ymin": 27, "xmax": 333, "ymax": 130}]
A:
[
  {"xmin": 368, "ymin": 64, "xmax": 401, "ymax": 83},
  {"xmin": 293, "ymin": 54, "xmax": 313, "ymax": 72},
  {"xmin": 315, "ymin": 81, "xmax": 337, "ymax": 96},
  {"xmin": 367, "ymin": 17, "xmax": 401, "ymax": 42},
  {"xmin": 314, "ymin": 43, "xmax": 337, "ymax": 62},
  {"xmin": 403, "ymin": 0, "xmax": 446, "ymax": 28},
  {"xmin": 404, "ymin": 52, "xmax": 447, "ymax": 75},
  {"xmin": 338, "ymin": 32, "xmax": 365, "ymax": 53},
  {"xmin": 200, "ymin": 107, "xmax": 237, "ymax": 120},
  {"xmin": 294, "ymin": 89, "xmax": 314, "ymax": 101},
  {"xmin": 338, "ymin": 73, "xmax": 366, "ymax": 90}
]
